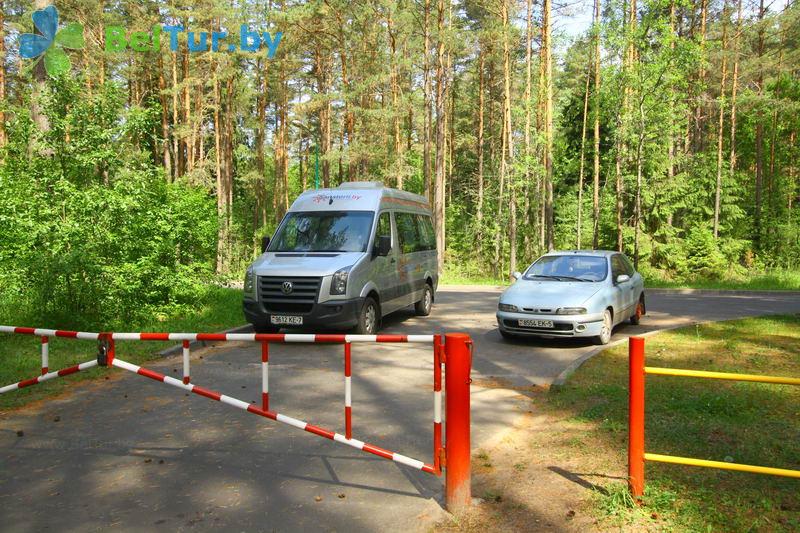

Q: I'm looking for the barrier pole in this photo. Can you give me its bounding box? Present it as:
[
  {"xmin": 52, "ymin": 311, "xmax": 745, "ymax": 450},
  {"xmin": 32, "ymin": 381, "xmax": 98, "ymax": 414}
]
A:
[
  {"xmin": 433, "ymin": 334, "xmax": 443, "ymax": 475},
  {"xmin": 628, "ymin": 336, "xmax": 646, "ymax": 499},
  {"xmin": 41, "ymin": 336, "xmax": 49, "ymax": 375},
  {"xmin": 261, "ymin": 341, "xmax": 269, "ymax": 411},
  {"xmin": 344, "ymin": 342, "xmax": 352, "ymax": 439},
  {"xmin": 444, "ymin": 333, "xmax": 472, "ymax": 513},
  {"xmin": 182, "ymin": 340, "xmax": 191, "ymax": 384}
]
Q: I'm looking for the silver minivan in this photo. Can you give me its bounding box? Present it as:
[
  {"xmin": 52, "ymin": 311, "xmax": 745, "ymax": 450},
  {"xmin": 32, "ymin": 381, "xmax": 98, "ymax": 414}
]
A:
[{"xmin": 243, "ymin": 182, "xmax": 439, "ymax": 334}]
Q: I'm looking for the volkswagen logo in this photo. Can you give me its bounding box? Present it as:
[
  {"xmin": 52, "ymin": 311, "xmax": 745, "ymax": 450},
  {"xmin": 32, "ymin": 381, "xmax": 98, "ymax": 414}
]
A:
[{"xmin": 281, "ymin": 281, "xmax": 293, "ymax": 295}]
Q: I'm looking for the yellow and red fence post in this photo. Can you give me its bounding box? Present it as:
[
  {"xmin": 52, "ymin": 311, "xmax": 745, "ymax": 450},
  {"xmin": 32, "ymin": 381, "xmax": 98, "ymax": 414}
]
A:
[{"xmin": 628, "ymin": 336, "xmax": 646, "ymax": 499}]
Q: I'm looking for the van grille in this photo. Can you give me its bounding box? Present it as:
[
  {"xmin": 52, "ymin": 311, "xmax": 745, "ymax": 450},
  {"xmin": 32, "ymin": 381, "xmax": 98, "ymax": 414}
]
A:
[{"xmin": 258, "ymin": 276, "xmax": 321, "ymax": 314}]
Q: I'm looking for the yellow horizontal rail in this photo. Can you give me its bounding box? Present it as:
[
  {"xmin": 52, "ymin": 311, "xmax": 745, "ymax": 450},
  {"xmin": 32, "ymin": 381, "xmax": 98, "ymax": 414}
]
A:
[
  {"xmin": 644, "ymin": 366, "xmax": 800, "ymax": 386},
  {"xmin": 644, "ymin": 453, "xmax": 800, "ymax": 478}
]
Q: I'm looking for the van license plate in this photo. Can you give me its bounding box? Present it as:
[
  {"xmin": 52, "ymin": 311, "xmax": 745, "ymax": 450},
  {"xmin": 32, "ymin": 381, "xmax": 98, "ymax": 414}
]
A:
[
  {"xmin": 271, "ymin": 315, "xmax": 303, "ymax": 326},
  {"xmin": 519, "ymin": 319, "xmax": 554, "ymax": 328}
]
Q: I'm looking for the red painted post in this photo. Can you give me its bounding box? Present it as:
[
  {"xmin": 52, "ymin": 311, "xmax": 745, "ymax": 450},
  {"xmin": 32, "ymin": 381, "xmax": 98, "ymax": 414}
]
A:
[
  {"xmin": 433, "ymin": 334, "xmax": 443, "ymax": 475},
  {"xmin": 344, "ymin": 342, "xmax": 352, "ymax": 439},
  {"xmin": 444, "ymin": 333, "xmax": 472, "ymax": 513},
  {"xmin": 261, "ymin": 341, "xmax": 269, "ymax": 411},
  {"xmin": 182, "ymin": 340, "xmax": 191, "ymax": 384},
  {"xmin": 628, "ymin": 336, "xmax": 646, "ymax": 499}
]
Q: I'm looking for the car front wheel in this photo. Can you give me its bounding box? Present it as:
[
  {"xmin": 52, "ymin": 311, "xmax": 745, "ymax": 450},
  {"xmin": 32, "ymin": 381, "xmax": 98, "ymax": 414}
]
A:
[
  {"xmin": 355, "ymin": 297, "xmax": 379, "ymax": 335},
  {"xmin": 594, "ymin": 309, "xmax": 613, "ymax": 345},
  {"xmin": 414, "ymin": 283, "xmax": 433, "ymax": 316}
]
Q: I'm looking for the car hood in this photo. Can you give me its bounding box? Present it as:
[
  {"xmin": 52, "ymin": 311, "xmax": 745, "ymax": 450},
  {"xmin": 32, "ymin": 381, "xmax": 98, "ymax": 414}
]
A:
[
  {"xmin": 251, "ymin": 251, "xmax": 364, "ymax": 277},
  {"xmin": 500, "ymin": 280, "xmax": 604, "ymax": 309}
]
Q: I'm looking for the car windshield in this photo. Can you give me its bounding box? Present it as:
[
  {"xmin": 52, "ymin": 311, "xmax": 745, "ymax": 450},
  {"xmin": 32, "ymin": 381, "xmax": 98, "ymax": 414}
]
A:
[
  {"xmin": 269, "ymin": 211, "xmax": 374, "ymax": 253},
  {"xmin": 523, "ymin": 255, "xmax": 608, "ymax": 282}
]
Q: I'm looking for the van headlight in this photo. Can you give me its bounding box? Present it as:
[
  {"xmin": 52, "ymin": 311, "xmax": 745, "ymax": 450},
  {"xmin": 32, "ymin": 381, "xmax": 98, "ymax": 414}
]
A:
[
  {"xmin": 557, "ymin": 307, "xmax": 587, "ymax": 315},
  {"xmin": 498, "ymin": 303, "xmax": 519, "ymax": 312},
  {"xmin": 330, "ymin": 267, "xmax": 351, "ymax": 295},
  {"xmin": 244, "ymin": 268, "xmax": 255, "ymax": 294}
]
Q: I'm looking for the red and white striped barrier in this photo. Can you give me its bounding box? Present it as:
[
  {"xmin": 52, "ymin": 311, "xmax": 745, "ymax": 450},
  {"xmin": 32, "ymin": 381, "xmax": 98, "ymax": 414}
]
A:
[
  {"xmin": 0, "ymin": 360, "xmax": 98, "ymax": 394},
  {"xmin": 0, "ymin": 325, "xmax": 472, "ymax": 512}
]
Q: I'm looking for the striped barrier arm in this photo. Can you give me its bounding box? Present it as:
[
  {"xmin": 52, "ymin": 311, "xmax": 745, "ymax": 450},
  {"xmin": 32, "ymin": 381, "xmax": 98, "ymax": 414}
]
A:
[
  {"xmin": 112, "ymin": 357, "xmax": 435, "ymax": 474},
  {"xmin": 0, "ymin": 360, "xmax": 98, "ymax": 394}
]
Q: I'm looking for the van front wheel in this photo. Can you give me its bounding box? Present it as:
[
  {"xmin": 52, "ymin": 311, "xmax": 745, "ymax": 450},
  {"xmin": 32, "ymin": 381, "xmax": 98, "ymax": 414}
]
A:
[
  {"xmin": 356, "ymin": 297, "xmax": 379, "ymax": 335},
  {"xmin": 414, "ymin": 284, "xmax": 433, "ymax": 316}
]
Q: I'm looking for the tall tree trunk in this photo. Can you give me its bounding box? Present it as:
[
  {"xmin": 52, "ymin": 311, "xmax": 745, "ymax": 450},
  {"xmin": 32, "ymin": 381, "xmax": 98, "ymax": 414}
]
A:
[
  {"xmin": 213, "ymin": 70, "xmax": 225, "ymax": 274},
  {"xmin": 182, "ymin": 48, "xmax": 193, "ymax": 172},
  {"xmin": 30, "ymin": 0, "xmax": 53, "ymax": 153},
  {"xmin": 541, "ymin": 0, "xmax": 554, "ymax": 250},
  {"xmin": 423, "ymin": 0, "xmax": 433, "ymax": 200},
  {"xmin": 754, "ymin": 0, "xmax": 765, "ymax": 247},
  {"xmin": 728, "ymin": 0, "xmax": 742, "ymax": 177},
  {"xmin": 476, "ymin": 47, "xmax": 485, "ymax": 250},
  {"xmin": 523, "ymin": 0, "xmax": 534, "ymax": 257},
  {"xmin": 387, "ymin": 7, "xmax": 403, "ymax": 189},
  {"xmin": 592, "ymin": 0, "xmax": 602, "ymax": 249},
  {"xmin": 0, "ymin": 0, "xmax": 6, "ymax": 150},
  {"xmin": 501, "ymin": 1, "xmax": 516, "ymax": 278},
  {"xmin": 577, "ymin": 67, "xmax": 591, "ymax": 248},
  {"xmin": 172, "ymin": 51, "xmax": 182, "ymax": 177},
  {"xmin": 157, "ymin": 52, "xmax": 172, "ymax": 179},
  {"xmin": 713, "ymin": 0, "xmax": 729, "ymax": 238},
  {"xmin": 433, "ymin": 0, "xmax": 446, "ymax": 272}
]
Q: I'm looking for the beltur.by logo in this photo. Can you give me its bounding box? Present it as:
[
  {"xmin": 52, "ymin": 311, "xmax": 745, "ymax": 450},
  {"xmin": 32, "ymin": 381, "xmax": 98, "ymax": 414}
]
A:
[
  {"xmin": 19, "ymin": 6, "xmax": 84, "ymax": 76},
  {"xmin": 105, "ymin": 25, "xmax": 282, "ymax": 57},
  {"xmin": 17, "ymin": 6, "xmax": 282, "ymax": 76}
]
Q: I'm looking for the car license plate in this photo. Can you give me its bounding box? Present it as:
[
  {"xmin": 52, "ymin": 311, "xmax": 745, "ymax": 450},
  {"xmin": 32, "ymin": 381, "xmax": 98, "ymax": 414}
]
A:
[
  {"xmin": 519, "ymin": 319, "xmax": 554, "ymax": 328},
  {"xmin": 270, "ymin": 315, "xmax": 303, "ymax": 326}
]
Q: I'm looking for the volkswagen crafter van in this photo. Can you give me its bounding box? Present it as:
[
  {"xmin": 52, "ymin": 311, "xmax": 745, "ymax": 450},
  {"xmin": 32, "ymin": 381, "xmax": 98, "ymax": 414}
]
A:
[{"xmin": 243, "ymin": 182, "xmax": 438, "ymax": 334}]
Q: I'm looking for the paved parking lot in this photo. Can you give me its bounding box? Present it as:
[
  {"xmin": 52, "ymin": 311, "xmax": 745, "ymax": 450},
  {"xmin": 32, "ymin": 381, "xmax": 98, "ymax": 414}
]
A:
[{"xmin": 1, "ymin": 287, "xmax": 799, "ymax": 531}]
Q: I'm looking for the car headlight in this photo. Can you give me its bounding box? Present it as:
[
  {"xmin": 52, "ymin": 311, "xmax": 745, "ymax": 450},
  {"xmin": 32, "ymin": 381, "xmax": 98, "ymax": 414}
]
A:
[
  {"xmin": 330, "ymin": 267, "xmax": 351, "ymax": 295},
  {"xmin": 557, "ymin": 307, "xmax": 587, "ymax": 315},
  {"xmin": 244, "ymin": 268, "xmax": 255, "ymax": 294},
  {"xmin": 498, "ymin": 303, "xmax": 519, "ymax": 312}
]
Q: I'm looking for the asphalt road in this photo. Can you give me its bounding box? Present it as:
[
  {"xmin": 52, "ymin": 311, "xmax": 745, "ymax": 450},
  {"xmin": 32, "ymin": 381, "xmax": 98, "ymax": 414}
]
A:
[{"xmin": 1, "ymin": 287, "xmax": 798, "ymax": 532}]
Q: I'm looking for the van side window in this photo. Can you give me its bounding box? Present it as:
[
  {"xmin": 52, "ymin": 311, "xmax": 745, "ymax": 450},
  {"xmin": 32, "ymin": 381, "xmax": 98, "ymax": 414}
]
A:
[
  {"xmin": 375, "ymin": 212, "xmax": 392, "ymax": 249},
  {"xmin": 396, "ymin": 212, "xmax": 421, "ymax": 254},
  {"xmin": 416, "ymin": 215, "xmax": 436, "ymax": 251}
]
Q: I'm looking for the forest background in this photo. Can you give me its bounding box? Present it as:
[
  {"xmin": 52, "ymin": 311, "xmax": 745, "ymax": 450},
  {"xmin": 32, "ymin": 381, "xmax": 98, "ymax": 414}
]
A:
[{"xmin": 0, "ymin": 0, "xmax": 798, "ymax": 328}]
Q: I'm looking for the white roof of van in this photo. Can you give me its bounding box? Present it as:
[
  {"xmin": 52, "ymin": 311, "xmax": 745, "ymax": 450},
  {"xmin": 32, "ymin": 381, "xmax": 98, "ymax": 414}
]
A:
[{"xmin": 289, "ymin": 182, "xmax": 431, "ymax": 214}]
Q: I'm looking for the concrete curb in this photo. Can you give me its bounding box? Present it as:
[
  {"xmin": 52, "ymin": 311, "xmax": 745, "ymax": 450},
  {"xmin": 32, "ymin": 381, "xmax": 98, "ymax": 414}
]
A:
[
  {"xmin": 157, "ymin": 324, "xmax": 253, "ymax": 357},
  {"xmin": 646, "ymin": 288, "xmax": 800, "ymax": 296},
  {"xmin": 550, "ymin": 324, "xmax": 688, "ymax": 387}
]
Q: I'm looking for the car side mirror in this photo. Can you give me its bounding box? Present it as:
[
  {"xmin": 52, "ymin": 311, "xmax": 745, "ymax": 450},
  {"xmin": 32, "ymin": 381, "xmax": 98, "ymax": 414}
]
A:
[
  {"xmin": 512, "ymin": 271, "xmax": 522, "ymax": 280},
  {"xmin": 261, "ymin": 236, "xmax": 270, "ymax": 253},
  {"xmin": 616, "ymin": 274, "xmax": 630, "ymax": 284},
  {"xmin": 374, "ymin": 235, "xmax": 391, "ymax": 257}
]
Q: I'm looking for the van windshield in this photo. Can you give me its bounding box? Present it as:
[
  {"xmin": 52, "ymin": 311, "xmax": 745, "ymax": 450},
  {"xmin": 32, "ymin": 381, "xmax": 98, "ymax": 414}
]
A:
[{"xmin": 269, "ymin": 211, "xmax": 374, "ymax": 253}]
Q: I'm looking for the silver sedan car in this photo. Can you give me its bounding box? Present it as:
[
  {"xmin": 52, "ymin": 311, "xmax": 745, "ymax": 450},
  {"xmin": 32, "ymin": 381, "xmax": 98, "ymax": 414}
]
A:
[{"xmin": 496, "ymin": 250, "xmax": 645, "ymax": 345}]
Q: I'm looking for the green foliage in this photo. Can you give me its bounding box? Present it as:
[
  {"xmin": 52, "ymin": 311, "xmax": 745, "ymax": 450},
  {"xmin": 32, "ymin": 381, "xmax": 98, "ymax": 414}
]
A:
[{"xmin": 0, "ymin": 76, "xmax": 218, "ymax": 329}]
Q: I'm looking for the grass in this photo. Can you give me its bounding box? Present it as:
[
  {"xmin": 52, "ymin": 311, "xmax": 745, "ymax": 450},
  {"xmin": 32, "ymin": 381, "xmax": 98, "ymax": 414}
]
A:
[
  {"xmin": 548, "ymin": 315, "xmax": 800, "ymax": 531},
  {"xmin": 644, "ymin": 269, "xmax": 800, "ymax": 291},
  {"xmin": 442, "ymin": 265, "xmax": 800, "ymax": 290},
  {"xmin": 0, "ymin": 286, "xmax": 245, "ymax": 411}
]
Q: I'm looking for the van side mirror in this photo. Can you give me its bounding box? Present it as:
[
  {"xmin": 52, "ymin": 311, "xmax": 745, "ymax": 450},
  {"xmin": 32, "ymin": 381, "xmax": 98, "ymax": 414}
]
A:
[
  {"xmin": 616, "ymin": 274, "xmax": 630, "ymax": 284},
  {"xmin": 261, "ymin": 236, "xmax": 270, "ymax": 253},
  {"xmin": 512, "ymin": 271, "xmax": 522, "ymax": 281},
  {"xmin": 374, "ymin": 235, "xmax": 391, "ymax": 257}
]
